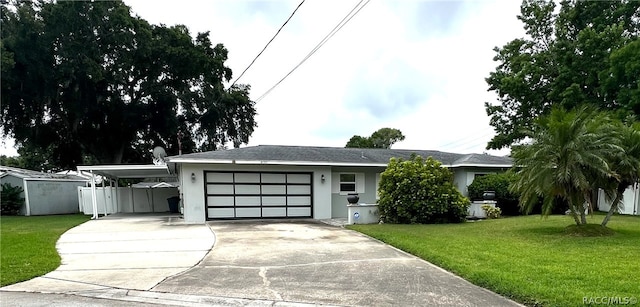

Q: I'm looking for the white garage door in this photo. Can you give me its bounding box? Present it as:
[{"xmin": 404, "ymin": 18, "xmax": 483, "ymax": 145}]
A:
[{"xmin": 205, "ymin": 171, "xmax": 313, "ymax": 219}]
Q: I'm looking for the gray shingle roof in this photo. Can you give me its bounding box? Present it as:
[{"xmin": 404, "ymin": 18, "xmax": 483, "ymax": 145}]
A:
[
  {"xmin": 0, "ymin": 166, "xmax": 89, "ymax": 180},
  {"xmin": 167, "ymin": 145, "xmax": 512, "ymax": 167}
]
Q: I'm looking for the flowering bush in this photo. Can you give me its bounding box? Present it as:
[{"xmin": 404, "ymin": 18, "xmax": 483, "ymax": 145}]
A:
[{"xmin": 482, "ymin": 205, "xmax": 502, "ymax": 219}]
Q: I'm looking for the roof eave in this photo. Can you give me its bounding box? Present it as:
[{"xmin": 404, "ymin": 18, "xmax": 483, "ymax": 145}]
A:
[
  {"xmin": 23, "ymin": 177, "xmax": 89, "ymax": 182},
  {"xmin": 168, "ymin": 158, "xmax": 388, "ymax": 167}
]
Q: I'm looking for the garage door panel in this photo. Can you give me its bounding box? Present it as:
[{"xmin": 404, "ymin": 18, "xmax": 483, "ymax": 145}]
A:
[
  {"xmin": 287, "ymin": 185, "xmax": 310, "ymax": 195},
  {"xmin": 235, "ymin": 184, "xmax": 260, "ymax": 194},
  {"xmin": 288, "ymin": 207, "xmax": 311, "ymax": 217},
  {"xmin": 207, "ymin": 173, "xmax": 233, "ymax": 183},
  {"xmin": 287, "ymin": 196, "xmax": 311, "ymax": 206},
  {"xmin": 207, "ymin": 184, "xmax": 233, "ymax": 194},
  {"xmin": 262, "ymin": 173, "xmax": 286, "ymax": 183},
  {"xmin": 262, "ymin": 196, "xmax": 286, "ymax": 206},
  {"xmin": 235, "ymin": 196, "xmax": 261, "ymax": 206},
  {"xmin": 208, "ymin": 196, "xmax": 234, "ymax": 207},
  {"xmin": 262, "ymin": 185, "xmax": 286, "ymax": 194},
  {"xmin": 236, "ymin": 208, "xmax": 261, "ymax": 218},
  {"xmin": 287, "ymin": 174, "xmax": 311, "ymax": 184},
  {"xmin": 235, "ymin": 173, "xmax": 260, "ymax": 183},
  {"xmin": 262, "ymin": 207, "xmax": 287, "ymax": 217},
  {"xmin": 208, "ymin": 208, "xmax": 234, "ymax": 218}
]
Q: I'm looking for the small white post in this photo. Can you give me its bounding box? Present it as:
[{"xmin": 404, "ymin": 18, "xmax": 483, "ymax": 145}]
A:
[
  {"xmin": 102, "ymin": 177, "xmax": 108, "ymax": 217},
  {"xmin": 22, "ymin": 178, "xmax": 31, "ymax": 216},
  {"xmin": 150, "ymin": 187, "xmax": 155, "ymax": 213},
  {"xmin": 110, "ymin": 179, "xmax": 115, "ymax": 214},
  {"xmin": 634, "ymin": 182, "xmax": 639, "ymax": 215},
  {"xmin": 114, "ymin": 178, "xmax": 119, "ymax": 213},
  {"xmin": 130, "ymin": 184, "xmax": 135, "ymax": 213},
  {"xmin": 90, "ymin": 170, "xmax": 98, "ymax": 219}
]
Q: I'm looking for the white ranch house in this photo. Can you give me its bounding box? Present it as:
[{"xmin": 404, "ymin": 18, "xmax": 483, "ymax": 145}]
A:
[{"xmin": 77, "ymin": 145, "xmax": 640, "ymax": 223}]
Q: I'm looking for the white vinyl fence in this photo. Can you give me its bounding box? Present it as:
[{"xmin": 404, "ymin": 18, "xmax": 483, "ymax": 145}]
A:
[
  {"xmin": 598, "ymin": 183, "xmax": 639, "ymax": 215},
  {"xmin": 78, "ymin": 186, "xmax": 179, "ymax": 215}
]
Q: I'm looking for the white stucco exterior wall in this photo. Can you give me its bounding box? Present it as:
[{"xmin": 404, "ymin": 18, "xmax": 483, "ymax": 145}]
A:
[
  {"xmin": 178, "ymin": 163, "xmax": 332, "ymax": 223},
  {"xmin": 453, "ymin": 170, "xmax": 468, "ymax": 196},
  {"xmin": 452, "ymin": 167, "xmax": 506, "ymax": 197}
]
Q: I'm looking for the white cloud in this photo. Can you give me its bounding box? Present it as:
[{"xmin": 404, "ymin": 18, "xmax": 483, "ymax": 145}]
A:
[{"xmin": 0, "ymin": 138, "xmax": 18, "ymax": 156}]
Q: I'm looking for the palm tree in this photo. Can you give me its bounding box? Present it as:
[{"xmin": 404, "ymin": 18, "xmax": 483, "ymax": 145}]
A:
[
  {"xmin": 601, "ymin": 122, "xmax": 640, "ymax": 227},
  {"xmin": 511, "ymin": 107, "xmax": 621, "ymax": 225}
]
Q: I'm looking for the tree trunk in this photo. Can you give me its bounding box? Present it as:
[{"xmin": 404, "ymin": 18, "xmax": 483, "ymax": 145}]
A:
[
  {"xmin": 569, "ymin": 206, "xmax": 581, "ymax": 225},
  {"xmin": 580, "ymin": 208, "xmax": 587, "ymax": 225},
  {"xmin": 583, "ymin": 192, "xmax": 594, "ymax": 215},
  {"xmin": 601, "ymin": 185, "xmax": 626, "ymax": 227},
  {"xmin": 112, "ymin": 143, "xmax": 125, "ymax": 164}
]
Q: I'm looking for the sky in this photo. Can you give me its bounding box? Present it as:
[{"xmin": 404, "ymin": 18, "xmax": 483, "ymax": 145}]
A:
[{"xmin": 0, "ymin": 0, "xmax": 525, "ymax": 157}]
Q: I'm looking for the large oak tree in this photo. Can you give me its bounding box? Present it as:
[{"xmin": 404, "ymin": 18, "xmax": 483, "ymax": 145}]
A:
[
  {"xmin": 485, "ymin": 0, "xmax": 640, "ymax": 149},
  {"xmin": 1, "ymin": 0, "xmax": 256, "ymax": 170}
]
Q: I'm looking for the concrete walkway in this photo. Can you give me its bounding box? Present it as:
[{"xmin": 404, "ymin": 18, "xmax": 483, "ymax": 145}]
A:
[{"xmin": 2, "ymin": 214, "xmax": 215, "ymax": 293}]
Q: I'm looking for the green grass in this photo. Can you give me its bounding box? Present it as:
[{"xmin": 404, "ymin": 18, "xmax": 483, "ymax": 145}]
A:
[
  {"xmin": 349, "ymin": 214, "xmax": 640, "ymax": 307},
  {"xmin": 0, "ymin": 214, "xmax": 90, "ymax": 286}
]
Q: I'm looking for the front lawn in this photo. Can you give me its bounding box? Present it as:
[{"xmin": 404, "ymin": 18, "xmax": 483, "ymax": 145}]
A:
[
  {"xmin": 0, "ymin": 214, "xmax": 90, "ymax": 286},
  {"xmin": 349, "ymin": 214, "xmax": 640, "ymax": 307}
]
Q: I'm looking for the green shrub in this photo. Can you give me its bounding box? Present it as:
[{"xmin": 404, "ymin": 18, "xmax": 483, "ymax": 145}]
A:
[
  {"xmin": 481, "ymin": 204, "xmax": 501, "ymax": 219},
  {"xmin": 468, "ymin": 172, "xmax": 521, "ymax": 215},
  {"xmin": 1, "ymin": 183, "xmax": 24, "ymax": 215},
  {"xmin": 378, "ymin": 155, "xmax": 470, "ymax": 224}
]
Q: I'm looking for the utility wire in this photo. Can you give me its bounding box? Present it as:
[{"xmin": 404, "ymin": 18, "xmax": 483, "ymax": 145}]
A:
[
  {"xmin": 437, "ymin": 129, "xmax": 495, "ymax": 150},
  {"xmin": 446, "ymin": 135, "xmax": 495, "ymax": 153},
  {"xmin": 255, "ymin": 0, "xmax": 370, "ymax": 102},
  {"xmin": 229, "ymin": 0, "xmax": 306, "ymax": 88}
]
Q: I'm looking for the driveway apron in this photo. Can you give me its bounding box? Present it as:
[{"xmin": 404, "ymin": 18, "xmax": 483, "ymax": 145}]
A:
[{"xmin": 152, "ymin": 221, "xmax": 521, "ymax": 307}]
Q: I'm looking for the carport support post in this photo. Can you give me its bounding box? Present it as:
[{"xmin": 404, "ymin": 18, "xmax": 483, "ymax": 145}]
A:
[
  {"xmin": 151, "ymin": 187, "xmax": 155, "ymax": 213},
  {"xmin": 90, "ymin": 170, "xmax": 98, "ymax": 219},
  {"xmin": 102, "ymin": 177, "xmax": 108, "ymax": 217},
  {"xmin": 115, "ymin": 178, "xmax": 119, "ymax": 213},
  {"xmin": 110, "ymin": 179, "xmax": 116, "ymax": 214}
]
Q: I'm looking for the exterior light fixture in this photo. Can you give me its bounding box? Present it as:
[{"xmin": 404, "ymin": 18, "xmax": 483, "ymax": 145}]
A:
[
  {"xmin": 321, "ymin": 174, "xmax": 325, "ymax": 182},
  {"xmin": 191, "ymin": 172, "xmax": 196, "ymax": 182}
]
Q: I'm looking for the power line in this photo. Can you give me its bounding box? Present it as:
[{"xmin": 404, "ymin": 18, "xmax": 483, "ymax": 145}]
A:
[
  {"xmin": 229, "ymin": 0, "xmax": 306, "ymax": 88},
  {"xmin": 255, "ymin": 0, "xmax": 370, "ymax": 103},
  {"xmin": 437, "ymin": 129, "xmax": 495, "ymax": 150},
  {"xmin": 446, "ymin": 135, "xmax": 495, "ymax": 153}
]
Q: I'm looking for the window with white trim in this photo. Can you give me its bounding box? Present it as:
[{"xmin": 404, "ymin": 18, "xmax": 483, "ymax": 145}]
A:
[
  {"xmin": 474, "ymin": 173, "xmax": 488, "ymax": 180},
  {"xmin": 339, "ymin": 173, "xmax": 356, "ymax": 193}
]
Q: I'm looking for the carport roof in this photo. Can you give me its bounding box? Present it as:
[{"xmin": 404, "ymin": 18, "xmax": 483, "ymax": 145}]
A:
[
  {"xmin": 1, "ymin": 166, "xmax": 88, "ymax": 181},
  {"xmin": 166, "ymin": 145, "xmax": 512, "ymax": 168},
  {"xmin": 76, "ymin": 164, "xmax": 171, "ymax": 179}
]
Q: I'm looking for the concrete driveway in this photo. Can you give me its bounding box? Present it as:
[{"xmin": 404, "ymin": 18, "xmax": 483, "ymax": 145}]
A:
[{"xmin": 152, "ymin": 220, "xmax": 521, "ymax": 307}]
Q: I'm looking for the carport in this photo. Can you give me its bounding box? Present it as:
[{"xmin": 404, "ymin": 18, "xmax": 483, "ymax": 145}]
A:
[{"xmin": 76, "ymin": 164, "xmax": 176, "ymax": 219}]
